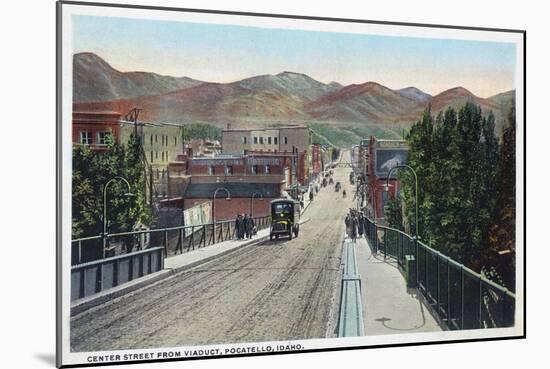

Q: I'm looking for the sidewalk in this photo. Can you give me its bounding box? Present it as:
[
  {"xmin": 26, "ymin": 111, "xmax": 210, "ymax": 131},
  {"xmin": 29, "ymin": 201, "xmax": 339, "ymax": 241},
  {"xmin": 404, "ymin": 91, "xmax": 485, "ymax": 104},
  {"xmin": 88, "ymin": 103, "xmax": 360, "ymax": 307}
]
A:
[{"xmin": 354, "ymin": 236, "xmax": 444, "ymax": 335}]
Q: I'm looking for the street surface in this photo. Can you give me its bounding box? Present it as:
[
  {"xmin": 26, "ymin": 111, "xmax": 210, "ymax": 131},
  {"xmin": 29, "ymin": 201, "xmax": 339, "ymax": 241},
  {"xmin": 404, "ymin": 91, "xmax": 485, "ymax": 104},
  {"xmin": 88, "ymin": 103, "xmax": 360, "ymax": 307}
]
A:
[{"xmin": 71, "ymin": 152, "xmax": 355, "ymax": 351}]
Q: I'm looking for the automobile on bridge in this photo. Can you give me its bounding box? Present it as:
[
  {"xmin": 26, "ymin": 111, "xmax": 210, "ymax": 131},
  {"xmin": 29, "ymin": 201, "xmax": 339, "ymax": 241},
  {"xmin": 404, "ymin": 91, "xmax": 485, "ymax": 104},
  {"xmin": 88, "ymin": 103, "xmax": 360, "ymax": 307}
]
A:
[{"xmin": 269, "ymin": 199, "xmax": 300, "ymax": 240}]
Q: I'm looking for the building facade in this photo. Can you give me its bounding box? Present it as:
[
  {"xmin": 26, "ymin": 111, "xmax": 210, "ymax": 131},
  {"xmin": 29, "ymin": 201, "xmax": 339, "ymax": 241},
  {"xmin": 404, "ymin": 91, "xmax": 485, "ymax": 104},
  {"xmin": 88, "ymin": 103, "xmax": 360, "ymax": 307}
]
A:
[
  {"xmin": 365, "ymin": 137, "xmax": 409, "ymax": 223},
  {"xmin": 72, "ymin": 110, "xmax": 184, "ymax": 199}
]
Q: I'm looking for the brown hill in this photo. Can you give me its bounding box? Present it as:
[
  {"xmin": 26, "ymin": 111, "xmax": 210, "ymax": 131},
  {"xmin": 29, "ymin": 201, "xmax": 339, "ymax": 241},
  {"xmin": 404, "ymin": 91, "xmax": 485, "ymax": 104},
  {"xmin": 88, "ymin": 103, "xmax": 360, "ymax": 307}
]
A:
[
  {"xmin": 73, "ymin": 53, "xmax": 515, "ymax": 136},
  {"xmin": 306, "ymin": 82, "xmax": 421, "ymax": 123},
  {"xmin": 73, "ymin": 52, "xmax": 203, "ymax": 102}
]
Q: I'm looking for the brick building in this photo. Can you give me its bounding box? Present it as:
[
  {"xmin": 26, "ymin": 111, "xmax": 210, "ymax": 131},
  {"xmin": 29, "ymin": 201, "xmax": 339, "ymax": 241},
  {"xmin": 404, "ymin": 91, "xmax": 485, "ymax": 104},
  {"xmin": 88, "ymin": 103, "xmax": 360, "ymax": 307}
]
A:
[
  {"xmin": 365, "ymin": 137, "xmax": 409, "ymax": 223},
  {"xmin": 72, "ymin": 110, "xmax": 184, "ymax": 198},
  {"xmin": 221, "ymin": 126, "xmax": 312, "ymax": 185},
  {"xmin": 166, "ymin": 150, "xmax": 295, "ymax": 220}
]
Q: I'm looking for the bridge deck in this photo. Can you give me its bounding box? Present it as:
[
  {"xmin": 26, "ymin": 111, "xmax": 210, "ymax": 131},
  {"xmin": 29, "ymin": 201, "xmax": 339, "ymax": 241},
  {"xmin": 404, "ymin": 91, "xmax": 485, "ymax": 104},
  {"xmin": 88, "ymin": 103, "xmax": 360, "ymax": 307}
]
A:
[{"xmin": 354, "ymin": 236, "xmax": 444, "ymax": 335}]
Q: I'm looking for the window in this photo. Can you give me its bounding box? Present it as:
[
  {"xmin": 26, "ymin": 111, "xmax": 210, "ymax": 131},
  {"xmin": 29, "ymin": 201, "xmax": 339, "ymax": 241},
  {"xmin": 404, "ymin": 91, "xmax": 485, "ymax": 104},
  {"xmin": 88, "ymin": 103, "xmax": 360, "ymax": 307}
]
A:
[
  {"xmin": 156, "ymin": 169, "xmax": 160, "ymax": 179},
  {"xmin": 162, "ymin": 151, "xmax": 165, "ymax": 161},
  {"xmin": 156, "ymin": 151, "xmax": 158, "ymax": 159},
  {"xmin": 253, "ymin": 137, "xmax": 258, "ymax": 144},
  {"xmin": 150, "ymin": 151, "xmax": 153, "ymax": 162},
  {"xmin": 225, "ymin": 166, "xmax": 233, "ymax": 175},
  {"xmin": 174, "ymin": 137, "xmax": 177, "ymax": 146},
  {"xmin": 265, "ymin": 165, "xmax": 271, "ymax": 174},
  {"xmin": 162, "ymin": 169, "xmax": 165, "ymax": 178},
  {"xmin": 150, "ymin": 135, "xmax": 153, "ymax": 146},
  {"xmin": 284, "ymin": 137, "xmax": 288, "ymax": 145},
  {"xmin": 155, "ymin": 135, "xmax": 158, "ymax": 143},
  {"xmin": 274, "ymin": 137, "xmax": 278, "ymax": 145},
  {"xmin": 96, "ymin": 132, "xmax": 109, "ymax": 145},
  {"xmin": 251, "ymin": 165, "xmax": 258, "ymax": 175},
  {"xmin": 79, "ymin": 131, "xmax": 92, "ymax": 145},
  {"xmin": 208, "ymin": 166, "xmax": 215, "ymax": 175},
  {"xmin": 242, "ymin": 136, "xmax": 247, "ymax": 144},
  {"xmin": 260, "ymin": 137, "xmax": 264, "ymax": 144},
  {"xmin": 268, "ymin": 137, "xmax": 272, "ymax": 145}
]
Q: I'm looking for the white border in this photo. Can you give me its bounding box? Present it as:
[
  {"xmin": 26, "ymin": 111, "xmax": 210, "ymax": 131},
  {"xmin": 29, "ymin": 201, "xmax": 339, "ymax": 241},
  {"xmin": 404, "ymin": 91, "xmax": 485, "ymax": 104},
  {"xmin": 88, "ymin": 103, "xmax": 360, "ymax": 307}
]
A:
[{"xmin": 58, "ymin": 2, "xmax": 525, "ymax": 366}]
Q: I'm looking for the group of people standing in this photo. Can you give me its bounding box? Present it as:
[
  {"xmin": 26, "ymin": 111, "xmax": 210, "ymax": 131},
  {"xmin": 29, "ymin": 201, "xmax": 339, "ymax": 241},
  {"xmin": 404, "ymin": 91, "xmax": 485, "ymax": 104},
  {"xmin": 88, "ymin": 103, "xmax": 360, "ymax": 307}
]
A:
[
  {"xmin": 235, "ymin": 214, "xmax": 256, "ymax": 240},
  {"xmin": 344, "ymin": 208, "xmax": 366, "ymax": 242}
]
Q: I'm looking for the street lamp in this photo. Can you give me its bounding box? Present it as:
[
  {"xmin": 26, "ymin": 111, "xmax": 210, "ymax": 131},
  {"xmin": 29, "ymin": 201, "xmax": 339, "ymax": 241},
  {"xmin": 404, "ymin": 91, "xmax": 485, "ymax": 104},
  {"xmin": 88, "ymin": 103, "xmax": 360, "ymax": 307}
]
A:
[
  {"xmin": 212, "ymin": 187, "xmax": 231, "ymax": 223},
  {"xmin": 250, "ymin": 192, "xmax": 264, "ymax": 217},
  {"xmin": 384, "ymin": 164, "xmax": 419, "ymax": 237},
  {"xmin": 103, "ymin": 176, "xmax": 135, "ymax": 257}
]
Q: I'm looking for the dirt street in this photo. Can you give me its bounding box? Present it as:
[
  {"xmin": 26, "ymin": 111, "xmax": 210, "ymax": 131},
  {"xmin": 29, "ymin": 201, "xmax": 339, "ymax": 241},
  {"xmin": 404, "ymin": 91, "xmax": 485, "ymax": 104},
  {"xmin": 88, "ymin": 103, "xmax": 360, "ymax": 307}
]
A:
[{"xmin": 71, "ymin": 152, "xmax": 355, "ymax": 352}]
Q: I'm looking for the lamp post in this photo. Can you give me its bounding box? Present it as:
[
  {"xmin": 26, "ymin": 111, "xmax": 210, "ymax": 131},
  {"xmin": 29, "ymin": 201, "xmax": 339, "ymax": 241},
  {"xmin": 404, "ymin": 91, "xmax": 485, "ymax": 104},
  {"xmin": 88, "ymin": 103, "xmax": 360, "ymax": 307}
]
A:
[
  {"xmin": 102, "ymin": 176, "xmax": 135, "ymax": 258},
  {"xmin": 384, "ymin": 164, "xmax": 419, "ymax": 237},
  {"xmin": 212, "ymin": 187, "xmax": 231, "ymax": 222},
  {"xmin": 250, "ymin": 192, "xmax": 263, "ymax": 218}
]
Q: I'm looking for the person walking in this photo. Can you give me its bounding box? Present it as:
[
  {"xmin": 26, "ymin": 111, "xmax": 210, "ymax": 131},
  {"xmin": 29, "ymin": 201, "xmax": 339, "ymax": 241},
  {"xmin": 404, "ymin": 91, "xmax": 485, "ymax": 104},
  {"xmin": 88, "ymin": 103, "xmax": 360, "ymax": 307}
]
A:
[
  {"xmin": 358, "ymin": 212, "xmax": 364, "ymax": 238},
  {"xmin": 344, "ymin": 212, "xmax": 351, "ymax": 237},
  {"xmin": 246, "ymin": 214, "xmax": 255, "ymax": 239},
  {"xmin": 350, "ymin": 214, "xmax": 358, "ymax": 242},
  {"xmin": 235, "ymin": 214, "xmax": 245, "ymax": 240},
  {"xmin": 243, "ymin": 214, "xmax": 250, "ymax": 239}
]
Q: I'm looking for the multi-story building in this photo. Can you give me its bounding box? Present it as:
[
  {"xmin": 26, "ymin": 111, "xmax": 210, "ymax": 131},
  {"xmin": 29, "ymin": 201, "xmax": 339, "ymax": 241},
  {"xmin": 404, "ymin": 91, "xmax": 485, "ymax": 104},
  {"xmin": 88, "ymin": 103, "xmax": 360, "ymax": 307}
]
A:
[
  {"xmin": 72, "ymin": 110, "xmax": 184, "ymax": 198},
  {"xmin": 365, "ymin": 137, "xmax": 409, "ymax": 223},
  {"xmin": 221, "ymin": 126, "xmax": 310, "ymax": 154},
  {"xmin": 165, "ymin": 149, "xmax": 304, "ymax": 220},
  {"xmin": 221, "ymin": 125, "xmax": 312, "ymax": 185}
]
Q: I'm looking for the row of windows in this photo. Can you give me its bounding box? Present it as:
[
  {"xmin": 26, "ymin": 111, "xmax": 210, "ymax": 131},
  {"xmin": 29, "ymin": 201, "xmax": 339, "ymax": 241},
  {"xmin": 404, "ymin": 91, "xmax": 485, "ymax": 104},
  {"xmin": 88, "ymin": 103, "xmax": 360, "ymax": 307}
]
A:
[
  {"xmin": 243, "ymin": 136, "xmax": 289, "ymax": 145},
  {"xmin": 150, "ymin": 150, "xmax": 171, "ymax": 163},
  {"xmin": 207, "ymin": 165, "xmax": 272, "ymax": 176},
  {"xmin": 150, "ymin": 134, "xmax": 178, "ymax": 147},
  {"xmin": 79, "ymin": 131, "xmax": 110, "ymax": 145}
]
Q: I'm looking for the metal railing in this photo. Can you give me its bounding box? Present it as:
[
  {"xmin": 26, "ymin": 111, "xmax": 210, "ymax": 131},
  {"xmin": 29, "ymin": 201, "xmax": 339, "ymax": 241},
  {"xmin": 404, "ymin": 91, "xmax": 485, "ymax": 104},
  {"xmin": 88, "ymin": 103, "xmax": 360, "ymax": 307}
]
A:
[
  {"xmin": 71, "ymin": 246, "xmax": 164, "ymax": 301},
  {"xmin": 364, "ymin": 217, "xmax": 516, "ymax": 330},
  {"xmin": 338, "ymin": 239, "xmax": 365, "ymax": 337},
  {"xmin": 71, "ymin": 216, "xmax": 271, "ymax": 265}
]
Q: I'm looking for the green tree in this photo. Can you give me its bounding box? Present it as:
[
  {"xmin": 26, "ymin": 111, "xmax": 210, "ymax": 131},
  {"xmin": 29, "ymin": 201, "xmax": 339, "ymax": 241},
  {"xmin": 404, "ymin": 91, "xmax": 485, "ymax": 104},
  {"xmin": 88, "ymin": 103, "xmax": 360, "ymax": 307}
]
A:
[
  {"xmin": 72, "ymin": 133, "xmax": 152, "ymax": 240},
  {"xmin": 384, "ymin": 198, "xmax": 403, "ymax": 230},
  {"xmin": 183, "ymin": 123, "xmax": 221, "ymax": 141},
  {"xmin": 481, "ymin": 103, "xmax": 516, "ymax": 290},
  {"xmin": 400, "ymin": 102, "xmax": 499, "ymax": 267}
]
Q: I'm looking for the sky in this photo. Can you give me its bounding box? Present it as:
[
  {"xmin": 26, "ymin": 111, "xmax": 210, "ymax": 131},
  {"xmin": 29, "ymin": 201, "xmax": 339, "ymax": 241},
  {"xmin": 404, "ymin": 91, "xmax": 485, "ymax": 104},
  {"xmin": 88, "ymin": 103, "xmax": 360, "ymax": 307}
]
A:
[{"xmin": 72, "ymin": 15, "xmax": 517, "ymax": 98}]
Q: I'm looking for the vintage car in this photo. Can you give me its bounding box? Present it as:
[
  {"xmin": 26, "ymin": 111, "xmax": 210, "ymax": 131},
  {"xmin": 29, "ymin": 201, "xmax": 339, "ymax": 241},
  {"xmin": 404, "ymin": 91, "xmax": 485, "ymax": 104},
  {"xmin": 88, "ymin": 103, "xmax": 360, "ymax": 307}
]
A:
[{"xmin": 269, "ymin": 199, "xmax": 300, "ymax": 240}]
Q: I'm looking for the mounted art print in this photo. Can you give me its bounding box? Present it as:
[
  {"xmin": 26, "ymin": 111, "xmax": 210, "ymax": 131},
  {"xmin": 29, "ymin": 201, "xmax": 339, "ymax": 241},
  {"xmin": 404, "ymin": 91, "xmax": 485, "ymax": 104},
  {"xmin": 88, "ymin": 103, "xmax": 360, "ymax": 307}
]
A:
[{"xmin": 56, "ymin": 1, "xmax": 525, "ymax": 367}]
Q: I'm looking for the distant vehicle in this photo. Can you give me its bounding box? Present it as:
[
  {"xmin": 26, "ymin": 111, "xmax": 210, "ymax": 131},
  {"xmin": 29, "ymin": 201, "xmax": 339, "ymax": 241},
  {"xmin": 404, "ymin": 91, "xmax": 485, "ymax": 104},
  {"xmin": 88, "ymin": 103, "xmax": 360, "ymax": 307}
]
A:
[
  {"xmin": 335, "ymin": 182, "xmax": 341, "ymax": 191},
  {"xmin": 269, "ymin": 199, "xmax": 300, "ymax": 241}
]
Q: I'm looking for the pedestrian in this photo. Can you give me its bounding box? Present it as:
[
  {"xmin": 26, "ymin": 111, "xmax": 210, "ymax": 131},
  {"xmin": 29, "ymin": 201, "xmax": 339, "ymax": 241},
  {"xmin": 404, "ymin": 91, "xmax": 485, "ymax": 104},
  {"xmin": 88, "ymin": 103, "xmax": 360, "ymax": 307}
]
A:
[
  {"xmin": 350, "ymin": 214, "xmax": 358, "ymax": 242},
  {"xmin": 358, "ymin": 212, "xmax": 364, "ymax": 238},
  {"xmin": 246, "ymin": 214, "xmax": 255, "ymax": 239},
  {"xmin": 235, "ymin": 214, "xmax": 245, "ymax": 240},
  {"xmin": 309, "ymin": 191, "xmax": 314, "ymax": 202},
  {"xmin": 344, "ymin": 212, "xmax": 351, "ymax": 236},
  {"xmin": 243, "ymin": 214, "xmax": 250, "ymax": 239}
]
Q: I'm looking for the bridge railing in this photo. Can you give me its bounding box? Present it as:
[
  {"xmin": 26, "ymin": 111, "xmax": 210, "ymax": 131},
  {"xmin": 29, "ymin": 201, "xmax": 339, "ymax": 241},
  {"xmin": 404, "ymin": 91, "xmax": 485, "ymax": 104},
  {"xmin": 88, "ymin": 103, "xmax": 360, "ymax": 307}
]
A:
[
  {"xmin": 364, "ymin": 217, "xmax": 516, "ymax": 330},
  {"xmin": 71, "ymin": 215, "xmax": 271, "ymax": 265}
]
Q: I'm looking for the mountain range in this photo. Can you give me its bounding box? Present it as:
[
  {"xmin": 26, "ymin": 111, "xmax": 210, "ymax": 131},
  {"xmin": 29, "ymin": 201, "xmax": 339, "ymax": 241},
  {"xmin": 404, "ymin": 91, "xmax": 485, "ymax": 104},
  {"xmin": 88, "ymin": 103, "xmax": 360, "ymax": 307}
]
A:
[{"xmin": 73, "ymin": 52, "xmax": 515, "ymax": 144}]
